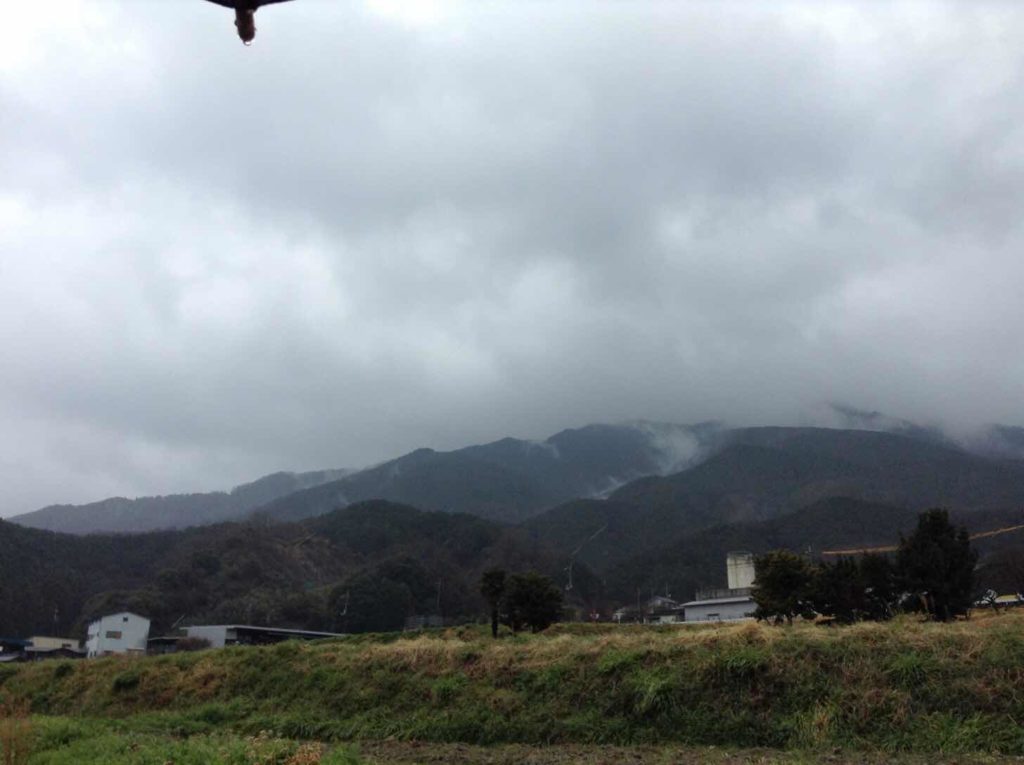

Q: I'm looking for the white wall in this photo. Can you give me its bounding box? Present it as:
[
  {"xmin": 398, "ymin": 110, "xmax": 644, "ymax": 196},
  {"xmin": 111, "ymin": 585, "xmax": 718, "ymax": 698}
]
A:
[
  {"xmin": 649, "ymin": 614, "xmax": 685, "ymax": 625},
  {"xmin": 29, "ymin": 636, "xmax": 81, "ymax": 651},
  {"xmin": 684, "ymin": 599, "xmax": 755, "ymax": 623},
  {"xmin": 85, "ymin": 612, "xmax": 150, "ymax": 657},
  {"xmin": 184, "ymin": 625, "xmax": 230, "ymax": 648}
]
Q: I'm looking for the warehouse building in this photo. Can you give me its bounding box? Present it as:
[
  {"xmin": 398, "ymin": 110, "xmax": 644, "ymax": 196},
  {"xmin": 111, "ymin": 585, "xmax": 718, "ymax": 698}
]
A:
[{"xmin": 682, "ymin": 551, "xmax": 757, "ymax": 622}]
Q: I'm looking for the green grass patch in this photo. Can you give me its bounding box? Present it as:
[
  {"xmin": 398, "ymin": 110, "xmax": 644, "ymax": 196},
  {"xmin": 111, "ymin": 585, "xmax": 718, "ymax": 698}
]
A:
[{"xmin": 2, "ymin": 614, "xmax": 1023, "ymax": 755}]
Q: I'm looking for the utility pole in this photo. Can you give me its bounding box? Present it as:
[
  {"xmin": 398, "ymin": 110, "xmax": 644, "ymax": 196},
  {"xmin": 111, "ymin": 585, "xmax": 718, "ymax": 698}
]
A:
[{"xmin": 337, "ymin": 591, "xmax": 350, "ymax": 633}]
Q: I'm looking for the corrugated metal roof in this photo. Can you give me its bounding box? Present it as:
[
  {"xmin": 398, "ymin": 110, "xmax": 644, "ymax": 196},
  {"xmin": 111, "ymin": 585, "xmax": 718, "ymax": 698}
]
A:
[
  {"xmin": 682, "ymin": 596, "xmax": 755, "ymax": 607},
  {"xmin": 193, "ymin": 625, "xmax": 345, "ymax": 638}
]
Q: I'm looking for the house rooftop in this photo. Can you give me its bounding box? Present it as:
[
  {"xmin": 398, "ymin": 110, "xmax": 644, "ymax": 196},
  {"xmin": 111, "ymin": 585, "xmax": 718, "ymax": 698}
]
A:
[
  {"xmin": 682, "ymin": 596, "xmax": 755, "ymax": 608},
  {"xmin": 190, "ymin": 625, "xmax": 344, "ymax": 638},
  {"xmin": 88, "ymin": 612, "xmax": 149, "ymax": 623}
]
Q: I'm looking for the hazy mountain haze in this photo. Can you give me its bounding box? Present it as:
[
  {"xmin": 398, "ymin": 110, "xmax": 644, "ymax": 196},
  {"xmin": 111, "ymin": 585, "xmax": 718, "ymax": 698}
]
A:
[
  {"xmin": 2, "ymin": 2, "xmax": 1024, "ymax": 515},
  {"xmin": 13, "ymin": 418, "xmax": 1024, "ymax": 535}
]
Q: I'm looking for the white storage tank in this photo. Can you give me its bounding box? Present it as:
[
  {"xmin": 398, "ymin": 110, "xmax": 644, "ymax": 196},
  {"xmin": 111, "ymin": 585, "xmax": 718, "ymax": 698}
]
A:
[{"xmin": 726, "ymin": 551, "xmax": 755, "ymax": 590}]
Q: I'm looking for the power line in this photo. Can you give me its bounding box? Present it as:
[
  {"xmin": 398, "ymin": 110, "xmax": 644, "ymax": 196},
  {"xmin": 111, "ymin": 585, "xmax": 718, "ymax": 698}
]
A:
[{"xmin": 821, "ymin": 523, "xmax": 1024, "ymax": 557}]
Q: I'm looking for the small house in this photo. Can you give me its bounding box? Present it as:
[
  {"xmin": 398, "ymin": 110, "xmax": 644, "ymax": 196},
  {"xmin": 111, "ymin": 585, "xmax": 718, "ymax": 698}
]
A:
[{"xmin": 85, "ymin": 612, "xmax": 150, "ymax": 657}]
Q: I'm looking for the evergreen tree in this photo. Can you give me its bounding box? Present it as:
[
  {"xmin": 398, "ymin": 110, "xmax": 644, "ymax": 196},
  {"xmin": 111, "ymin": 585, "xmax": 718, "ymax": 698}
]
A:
[
  {"xmin": 752, "ymin": 550, "xmax": 816, "ymax": 625},
  {"xmin": 808, "ymin": 554, "xmax": 899, "ymax": 624},
  {"xmin": 503, "ymin": 571, "xmax": 563, "ymax": 633},
  {"xmin": 810, "ymin": 557, "xmax": 864, "ymax": 624},
  {"xmin": 858, "ymin": 553, "xmax": 898, "ymax": 621},
  {"xmin": 897, "ymin": 509, "xmax": 976, "ymax": 621}
]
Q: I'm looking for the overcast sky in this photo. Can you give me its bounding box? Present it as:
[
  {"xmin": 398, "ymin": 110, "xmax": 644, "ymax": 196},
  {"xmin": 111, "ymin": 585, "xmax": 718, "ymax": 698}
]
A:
[{"xmin": 2, "ymin": 1, "xmax": 1023, "ymax": 515}]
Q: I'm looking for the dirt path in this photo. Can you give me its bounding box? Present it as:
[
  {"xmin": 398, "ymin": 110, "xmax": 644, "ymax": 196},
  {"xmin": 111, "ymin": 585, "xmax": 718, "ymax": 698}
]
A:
[{"xmin": 357, "ymin": 741, "xmax": 1024, "ymax": 764}]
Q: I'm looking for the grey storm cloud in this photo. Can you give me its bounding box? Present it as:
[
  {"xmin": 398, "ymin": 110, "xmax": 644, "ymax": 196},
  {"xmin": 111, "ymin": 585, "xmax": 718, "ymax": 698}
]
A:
[{"xmin": 1, "ymin": 1, "xmax": 1023, "ymax": 514}]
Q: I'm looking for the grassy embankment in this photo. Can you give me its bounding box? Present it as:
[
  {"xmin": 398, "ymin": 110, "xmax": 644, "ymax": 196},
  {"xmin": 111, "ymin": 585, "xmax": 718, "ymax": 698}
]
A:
[{"xmin": 2, "ymin": 612, "xmax": 1024, "ymax": 762}]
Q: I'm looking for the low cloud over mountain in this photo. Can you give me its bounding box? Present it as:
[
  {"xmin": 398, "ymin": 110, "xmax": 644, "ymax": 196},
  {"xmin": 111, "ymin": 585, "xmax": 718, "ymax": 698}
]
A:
[{"xmin": 3, "ymin": 3, "xmax": 1024, "ymax": 514}]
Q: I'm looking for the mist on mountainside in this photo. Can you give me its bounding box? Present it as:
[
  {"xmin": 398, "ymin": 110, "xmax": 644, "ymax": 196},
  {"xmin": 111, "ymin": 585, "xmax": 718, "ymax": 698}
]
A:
[{"xmin": 9, "ymin": 409, "xmax": 1024, "ymax": 537}]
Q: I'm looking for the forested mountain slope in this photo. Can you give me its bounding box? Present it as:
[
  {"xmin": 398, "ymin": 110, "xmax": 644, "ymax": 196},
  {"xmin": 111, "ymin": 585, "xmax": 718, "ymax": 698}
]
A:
[
  {"xmin": 254, "ymin": 422, "xmax": 713, "ymax": 524},
  {"xmin": 600, "ymin": 498, "xmax": 1024, "ymax": 603},
  {"xmin": 13, "ymin": 420, "xmax": 1024, "ymax": 535},
  {"xmin": 8, "ymin": 422, "xmax": 713, "ymax": 533},
  {"xmin": 524, "ymin": 428, "xmax": 1024, "ymax": 577},
  {"xmin": 611, "ymin": 428, "xmax": 1024, "ymax": 523},
  {"xmin": 0, "ymin": 501, "xmax": 557, "ymax": 639},
  {"xmin": 11, "ymin": 468, "xmax": 351, "ymax": 534}
]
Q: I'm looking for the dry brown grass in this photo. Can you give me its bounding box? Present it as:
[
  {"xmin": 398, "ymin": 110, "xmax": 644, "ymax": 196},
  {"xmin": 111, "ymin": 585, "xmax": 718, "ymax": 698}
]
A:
[
  {"xmin": 2, "ymin": 611, "xmax": 1023, "ymax": 754},
  {"xmin": 0, "ymin": 694, "xmax": 32, "ymax": 765}
]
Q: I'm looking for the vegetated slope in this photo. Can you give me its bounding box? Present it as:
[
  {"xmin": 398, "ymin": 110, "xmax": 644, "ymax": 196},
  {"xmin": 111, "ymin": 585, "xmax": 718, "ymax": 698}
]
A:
[
  {"xmin": 0, "ymin": 501, "xmax": 557, "ymax": 639},
  {"xmin": 0, "ymin": 513, "xmax": 349, "ymax": 638},
  {"xmin": 523, "ymin": 434, "xmax": 944, "ymax": 575},
  {"xmin": 610, "ymin": 428, "xmax": 1024, "ymax": 526},
  {"xmin": 524, "ymin": 489, "xmax": 913, "ymax": 579},
  {"xmin": 10, "ymin": 468, "xmax": 351, "ymax": 534},
  {"xmin": 531, "ymin": 493, "xmax": 1024, "ymax": 605},
  {"xmin": 3, "ymin": 615, "xmax": 1024, "ymax": 754},
  {"xmin": 601, "ymin": 497, "xmax": 920, "ymax": 601},
  {"xmin": 0, "ymin": 518, "xmax": 184, "ymax": 638},
  {"xmin": 525, "ymin": 429, "xmax": 1024, "ymax": 585},
  {"xmin": 7, "ymin": 421, "xmax": 714, "ymax": 534},
  {"xmin": 254, "ymin": 422, "xmax": 715, "ymax": 525}
]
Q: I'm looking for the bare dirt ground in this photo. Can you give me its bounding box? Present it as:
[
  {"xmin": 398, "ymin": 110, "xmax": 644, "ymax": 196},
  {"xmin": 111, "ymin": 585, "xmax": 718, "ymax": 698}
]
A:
[{"xmin": 357, "ymin": 741, "xmax": 1024, "ymax": 765}]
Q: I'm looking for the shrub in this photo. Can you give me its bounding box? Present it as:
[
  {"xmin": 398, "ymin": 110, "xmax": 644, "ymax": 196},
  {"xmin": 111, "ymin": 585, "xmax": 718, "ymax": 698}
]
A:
[
  {"xmin": 111, "ymin": 670, "xmax": 141, "ymax": 693},
  {"xmin": 176, "ymin": 637, "xmax": 212, "ymax": 652},
  {"xmin": 52, "ymin": 663, "xmax": 73, "ymax": 680}
]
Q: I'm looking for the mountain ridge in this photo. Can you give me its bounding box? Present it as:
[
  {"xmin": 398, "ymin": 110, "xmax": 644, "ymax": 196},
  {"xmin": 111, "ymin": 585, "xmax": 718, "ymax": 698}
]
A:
[
  {"xmin": 10, "ymin": 414, "xmax": 1024, "ymax": 535},
  {"xmin": 10, "ymin": 468, "xmax": 352, "ymax": 534}
]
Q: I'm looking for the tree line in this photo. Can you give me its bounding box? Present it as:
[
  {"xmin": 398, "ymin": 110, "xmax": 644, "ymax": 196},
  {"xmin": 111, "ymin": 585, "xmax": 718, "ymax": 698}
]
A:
[{"xmin": 753, "ymin": 509, "xmax": 977, "ymax": 624}]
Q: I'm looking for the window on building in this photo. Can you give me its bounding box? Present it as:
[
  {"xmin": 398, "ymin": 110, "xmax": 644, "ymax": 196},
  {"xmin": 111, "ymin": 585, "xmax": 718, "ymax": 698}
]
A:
[{"xmin": 105, "ymin": 630, "xmax": 122, "ymax": 639}]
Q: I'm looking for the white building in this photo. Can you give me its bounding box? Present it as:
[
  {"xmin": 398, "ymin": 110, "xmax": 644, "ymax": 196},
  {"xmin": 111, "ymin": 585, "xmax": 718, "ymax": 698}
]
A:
[
  {"xmin": 29, "ymin": 636, "xmax": 81, "ymax": 651},
  {"xmin": 612, "ymin": 595, "xmax": 685, "ymax": 624},
  {"xmin": 85, "ymin": 612, "xmax": 150, "ymax": 657},
  {"xmin": 25, "ymin": 636, "xmax": 84, "ymax": 661},
  {"xmin": 682, "ymin": 551, "xmax": 756, "ymax": 623},
  {"xmin": 681, "ymin": 594, "xmax": 756, "ymax": 622}
]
